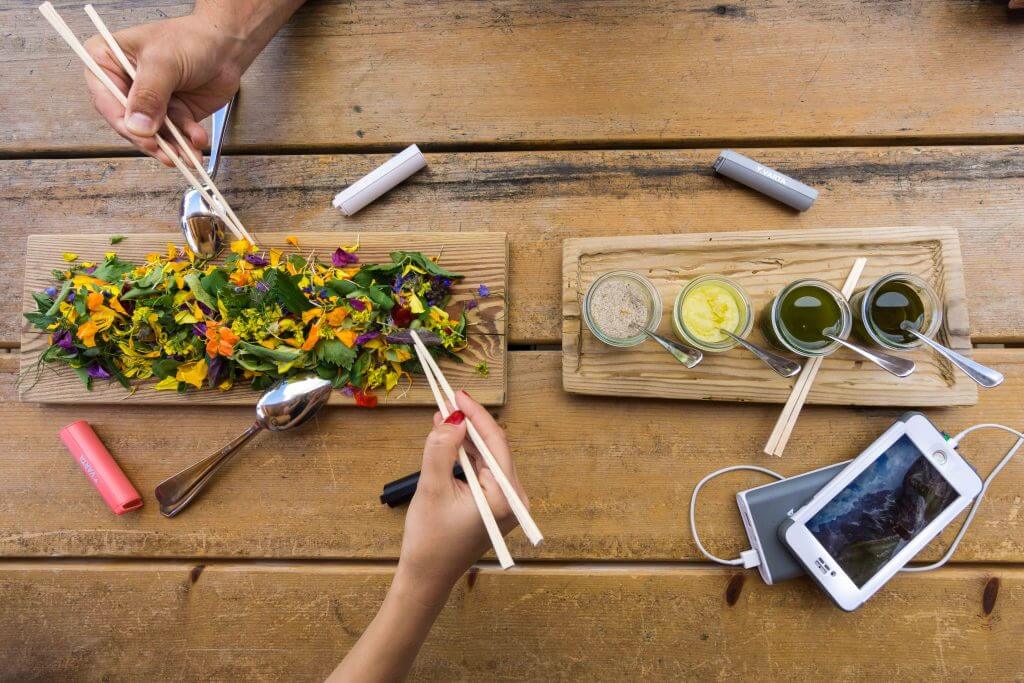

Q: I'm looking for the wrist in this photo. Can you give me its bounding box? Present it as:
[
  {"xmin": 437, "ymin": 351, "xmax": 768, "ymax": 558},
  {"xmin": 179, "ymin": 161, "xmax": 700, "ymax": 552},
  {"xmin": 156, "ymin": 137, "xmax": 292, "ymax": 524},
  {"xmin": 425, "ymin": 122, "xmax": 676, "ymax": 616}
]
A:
[
  {"xmin": 192, "ymin": 0, "xmax": 302, "ymax": 70},
  {"xmin": 392, "ymin": 562, "xmax": 455, "ymax": 612}
]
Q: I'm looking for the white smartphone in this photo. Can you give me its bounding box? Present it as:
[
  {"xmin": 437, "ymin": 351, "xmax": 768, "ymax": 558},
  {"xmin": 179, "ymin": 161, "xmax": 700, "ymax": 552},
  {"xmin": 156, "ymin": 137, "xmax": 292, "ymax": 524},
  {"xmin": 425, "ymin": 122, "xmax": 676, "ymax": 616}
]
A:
[{"xmin": 779, "ymin": 413, "xmax": 982, "ymax": 611}]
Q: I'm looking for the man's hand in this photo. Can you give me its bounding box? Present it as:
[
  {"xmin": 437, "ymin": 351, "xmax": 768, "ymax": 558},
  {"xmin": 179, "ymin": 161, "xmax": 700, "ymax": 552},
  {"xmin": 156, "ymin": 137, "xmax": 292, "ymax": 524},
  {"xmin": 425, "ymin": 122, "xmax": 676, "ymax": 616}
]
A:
[{"xmin": 82, "ymin": 1, "xmax": 305, "ymax": 165}]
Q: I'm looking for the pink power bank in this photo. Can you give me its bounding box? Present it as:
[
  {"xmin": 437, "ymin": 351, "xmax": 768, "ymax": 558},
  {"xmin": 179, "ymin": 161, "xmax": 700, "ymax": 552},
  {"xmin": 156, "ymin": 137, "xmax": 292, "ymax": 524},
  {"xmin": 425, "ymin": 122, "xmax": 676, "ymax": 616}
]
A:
[{"xmin": 59, "ymin": 420, "xmax": 142, "ymax": 515}]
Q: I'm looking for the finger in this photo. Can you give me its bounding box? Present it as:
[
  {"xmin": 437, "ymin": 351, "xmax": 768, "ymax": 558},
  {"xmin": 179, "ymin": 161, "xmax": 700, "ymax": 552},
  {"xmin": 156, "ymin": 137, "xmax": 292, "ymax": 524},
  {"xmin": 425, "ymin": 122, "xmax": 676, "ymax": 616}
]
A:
[
  {"xmin": 124, "ymin": 52, "xmax": 178, "ymax": 137},
  {"xmin": 432, "ymin": 411, "xmax": 443, "ymax": 427},
  {"xmin": 166, "ymin": 97, "xmax": 206, "ymax": 159},
  {"xmin": 419, "ymin": 414, "xmax": 468, "ymax": 492},
  {"xmin": 455, "ymin": 390, "xmax": 516, "ymax": 478},
  {"xmin": 476, "ymin": 467, "xmax": 515, "ymax": 530}
]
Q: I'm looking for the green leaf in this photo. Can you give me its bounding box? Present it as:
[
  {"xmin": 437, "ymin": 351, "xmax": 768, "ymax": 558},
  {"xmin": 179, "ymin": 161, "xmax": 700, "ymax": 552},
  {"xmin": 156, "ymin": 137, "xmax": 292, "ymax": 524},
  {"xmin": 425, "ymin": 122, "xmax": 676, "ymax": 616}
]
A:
[
  {"xmin": 364, "ymin": 285, "xmax": 394, "ymax": 310},
  {"xmin": 201, "ymin": 270, "xmax": 229, "ymax": 299},
  {"xmin": 91, "ymin": 256, "xmax": 134, "ymax": 283},
  {"xmin": 264, "ymin": 270, "xmax": 314, "ymax": 314},
  {"xmin": 236, "ymin": 341, "xmax": 304, "ymax": 362},
  {"xmin": 45, "ymin": 281, "xmax": 72, "ymax": 316},
  {"xmin": 70, "ymin": 365, "xmax": 92, "ymax": 390},
  {"xmin": 349, "ymin": 350, "xmax": 372, "ymax": 387},
  {"xmin": 316, "ymin": 339, "xmax": 356, "ymax": 369},
  {"xmin": 109, "ymin": 235, "xmax": 125, "ymax": 244},
  {"xmin": 121, "ymin": 286, "xmax": 157, "ymax": 300},
  {"xmin": 23, "ymin": 311, "xmax": 57, "ymax": 329},
  {"xmin": 391, "ymin": 251, "xmax": 460, "ymax": 279},
  {"xmin": 32, "ymin": 291, "xmax": 53, "ymax": 314},
  {"xmin": 150, "ymin": 358, "xmax": 181, "ymax": 379},
  {"xmin": 184, "ymin": 272, "xmax": 216, "ymax": 309},
  {"xmin": 324, "ymin": 278, "xmax": 360, "ymax": 297}
]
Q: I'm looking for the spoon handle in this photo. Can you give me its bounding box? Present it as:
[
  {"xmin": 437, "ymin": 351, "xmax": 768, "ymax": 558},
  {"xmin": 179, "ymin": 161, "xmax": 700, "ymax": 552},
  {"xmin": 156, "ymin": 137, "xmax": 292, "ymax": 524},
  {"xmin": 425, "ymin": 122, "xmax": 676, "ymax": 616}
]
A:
[
  {"xmin": 206, "ymin": 97, "xmax": 234, "ymax": 177},
  {"xmin": 827, "ymin": 335, "xmax": 916, "ymax": 378},
  {"xmin": 720, "ymin": 329, "xmax": 802, "ymax": 378},
  {"xmin": 910, "ymin": 332, "xmax": 1004, "ymax": 388},
  {"xmin": 155, "ymin": 422, "xmax": 261, "ymax": 518}
]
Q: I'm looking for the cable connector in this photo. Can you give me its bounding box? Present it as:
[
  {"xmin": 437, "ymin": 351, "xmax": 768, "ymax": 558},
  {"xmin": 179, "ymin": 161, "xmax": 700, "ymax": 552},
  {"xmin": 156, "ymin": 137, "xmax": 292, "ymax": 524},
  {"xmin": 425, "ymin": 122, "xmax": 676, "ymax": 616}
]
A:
[{"xmin": 739, "ymin": 549, "xmax": 761, "ymax": 569}]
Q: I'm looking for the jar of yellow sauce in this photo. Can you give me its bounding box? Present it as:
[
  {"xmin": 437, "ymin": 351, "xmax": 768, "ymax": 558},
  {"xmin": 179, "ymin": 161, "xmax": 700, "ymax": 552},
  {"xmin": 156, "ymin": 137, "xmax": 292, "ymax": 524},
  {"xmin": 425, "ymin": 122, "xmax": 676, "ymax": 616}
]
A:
[{"xmin": 672, "ymin": 275, "xmax": 752, "ymax": 352}]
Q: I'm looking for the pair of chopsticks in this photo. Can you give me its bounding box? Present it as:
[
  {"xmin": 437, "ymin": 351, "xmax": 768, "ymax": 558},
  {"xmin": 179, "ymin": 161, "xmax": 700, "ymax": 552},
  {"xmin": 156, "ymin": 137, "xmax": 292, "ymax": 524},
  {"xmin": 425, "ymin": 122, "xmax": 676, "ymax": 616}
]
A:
[
  {"xmin": 409, "ymin": 330, "xmax": 542, "ymax": 569},
  {"xmin": 38, "ymin": 3, "xmax": 256, "ymax": 247},
  {"xmin": 764, "ymin": 257, "xmax": 868, "ymax": 456}
]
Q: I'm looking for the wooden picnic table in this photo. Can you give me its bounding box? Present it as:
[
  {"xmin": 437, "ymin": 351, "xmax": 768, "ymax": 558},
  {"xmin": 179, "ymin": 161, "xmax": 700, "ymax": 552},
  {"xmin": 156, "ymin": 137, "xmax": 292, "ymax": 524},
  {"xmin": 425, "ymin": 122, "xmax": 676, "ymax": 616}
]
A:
[{"xmin": 2, "ymin": 1, "xmax": 1023, "ymax": 680}]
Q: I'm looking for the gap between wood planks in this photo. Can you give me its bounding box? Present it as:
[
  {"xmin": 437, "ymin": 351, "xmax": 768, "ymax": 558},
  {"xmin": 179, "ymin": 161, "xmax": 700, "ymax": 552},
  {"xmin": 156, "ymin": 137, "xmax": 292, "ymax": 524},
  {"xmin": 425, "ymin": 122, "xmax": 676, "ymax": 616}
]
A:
[{"xmin": 5, "ymin": 134, "xmax": 1024, "ymax": 162}]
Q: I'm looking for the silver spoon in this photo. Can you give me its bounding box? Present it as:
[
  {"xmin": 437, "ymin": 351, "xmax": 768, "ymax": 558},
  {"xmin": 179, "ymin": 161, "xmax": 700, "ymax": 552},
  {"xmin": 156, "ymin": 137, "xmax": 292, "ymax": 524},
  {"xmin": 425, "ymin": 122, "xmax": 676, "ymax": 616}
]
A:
[
  {"xmin": 644, "ymin": 329, "xmax": 703, "ymax": 368},
  {"xmin": 899, "ymin": 321, "xmax": 1004, "ymax": 388},
  {"xmin": 180, "ymin": 97, "xmax": 234, "ymax": 257},
  {"xmin": 719, "ymin": 328, "xmax": 802, "ymax": 378},
  {"xmin": 155, "ymin": 374, "xmax": 333, "ymax": 517},
  {"xmin": 823, "ymin": 332, "xmax": 916, "ymax": 378}
]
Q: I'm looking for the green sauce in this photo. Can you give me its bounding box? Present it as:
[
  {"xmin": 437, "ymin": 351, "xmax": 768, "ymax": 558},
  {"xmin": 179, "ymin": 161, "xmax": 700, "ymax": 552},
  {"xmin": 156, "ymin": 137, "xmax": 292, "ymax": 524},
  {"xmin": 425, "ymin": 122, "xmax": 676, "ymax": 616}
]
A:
[
  {"xmin": 776, "ymin": 284, "xmax": 842, "ymax": 351},
  {"xmin": 867, "ymin": 280, "xmax": 925, "ymax": 346}
]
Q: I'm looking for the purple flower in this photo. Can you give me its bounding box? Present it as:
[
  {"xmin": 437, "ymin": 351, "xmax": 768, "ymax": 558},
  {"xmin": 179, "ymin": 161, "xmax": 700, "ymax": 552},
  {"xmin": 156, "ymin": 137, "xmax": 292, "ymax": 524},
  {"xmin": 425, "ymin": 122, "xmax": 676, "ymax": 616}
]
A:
[
  {"xmin": 45, "ymin": 286, "xmax": 58, "ymax": 298},
  {"xmin": 391, "ymin": 274, "xmax": 406, "ymax": 293},
  {"xmin": 332, "ymin": 248, "xmax": 359, "ymax": 267},
  {"xmin": 85, "ymin": 265, "xmax": 97, "ymax": 275},
  {"xmin": 67, "ymin": 291, "xmax": 75, "ymax": 302},
  {"xmin": 197, "ymin": 301, "xmax": 214, "ymax": 316},
  {"xmin": 465, "ymin": 299, "xmax": 478, "ymax": 310},
  {"xmin": 207, "ymin": 355, "xmax": 228, "ymax": 388},
  {"xmin": 245, "ymin": 253, "xmax": 269, "ymax": 267},
  {"xmin": 53, "ymin": 329, "xmax": 75, "ymax": 351},
  {"xmin": 477, "ymin": 284, "xmax": 490, "ymax": 298},
  {"xmin": 86, "ymin": 363, "xmax": 111, "ymax": 379},
  {"xmin": 355, "ymin": 330, "xmax": 379, "ymax": 345},
  {"xmin": 349, "ymin": 298, "xmax": 366, "ymax": 312},
  {"xmin": 192, "ymin": 322, "xmax": 208, "ymax": 337},
  {"xmin": 340, "ymin": 386, "xmax": 355, "ymax": 397},
  {"xmin": 256, "ymin": 280, "xmax": 270, "ymax": 293}
]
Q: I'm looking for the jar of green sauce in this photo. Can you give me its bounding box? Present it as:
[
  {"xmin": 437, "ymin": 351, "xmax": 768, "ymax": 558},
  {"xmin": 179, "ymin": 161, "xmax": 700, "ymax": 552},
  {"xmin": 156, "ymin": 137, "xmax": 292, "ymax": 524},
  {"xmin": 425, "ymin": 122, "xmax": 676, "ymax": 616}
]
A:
[
  {"xmin": 850, "ymin": 273, "xmax": 942, "ymax": 350},
  {"xmin": 761, "ymin": 279, "xmax": 852, "ymax": 357}
]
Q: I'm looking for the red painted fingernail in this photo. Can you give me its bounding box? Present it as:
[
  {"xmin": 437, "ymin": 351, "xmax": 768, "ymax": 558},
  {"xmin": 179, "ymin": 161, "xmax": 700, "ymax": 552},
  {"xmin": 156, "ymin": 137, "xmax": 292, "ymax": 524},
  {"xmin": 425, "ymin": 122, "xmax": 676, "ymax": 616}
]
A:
[
  {"xmin": 461, "ymin": 390, "xmax": 473, "ymax": 399},
  {"xmin": 444, "ymin": 410, "xmax": 465, "ymax": 425}
]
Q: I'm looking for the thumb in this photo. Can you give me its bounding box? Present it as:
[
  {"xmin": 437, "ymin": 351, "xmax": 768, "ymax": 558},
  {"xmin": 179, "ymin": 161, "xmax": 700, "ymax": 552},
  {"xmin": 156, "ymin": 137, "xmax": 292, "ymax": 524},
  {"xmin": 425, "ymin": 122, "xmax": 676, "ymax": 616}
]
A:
[
  {"xmin": 419, "ymin": 412, "xmax": 467, "ymax": 491},
  {"xmin": 124, "ymin": 55, "xmax": 178, "ymax": 137}
]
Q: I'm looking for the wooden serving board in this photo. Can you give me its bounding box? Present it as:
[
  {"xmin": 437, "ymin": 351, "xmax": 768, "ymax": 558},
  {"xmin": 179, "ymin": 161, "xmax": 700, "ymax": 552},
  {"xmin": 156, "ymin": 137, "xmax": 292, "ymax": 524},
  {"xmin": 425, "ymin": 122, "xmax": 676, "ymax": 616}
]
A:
[
  {"xmin": 563, "ymin": 226, "xmax": 977, "ymax": 406},
  {"xmin": 20, "ymin": 232, "xmax": 506, "ymax": 406}
]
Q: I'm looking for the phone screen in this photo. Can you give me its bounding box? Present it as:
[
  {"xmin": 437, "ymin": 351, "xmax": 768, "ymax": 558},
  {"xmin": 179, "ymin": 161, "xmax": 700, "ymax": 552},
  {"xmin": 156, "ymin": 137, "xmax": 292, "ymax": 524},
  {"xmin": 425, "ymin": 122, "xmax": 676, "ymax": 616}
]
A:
[{"xmin": 807, "ymin": 435, "xmax": 958, "ymax": 587}]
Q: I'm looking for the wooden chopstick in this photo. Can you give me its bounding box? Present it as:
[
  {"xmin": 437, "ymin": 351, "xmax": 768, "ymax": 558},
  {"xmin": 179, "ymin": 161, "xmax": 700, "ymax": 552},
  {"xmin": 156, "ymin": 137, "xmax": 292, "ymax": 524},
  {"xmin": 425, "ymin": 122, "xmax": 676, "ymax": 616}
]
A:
[
  {"xmin": 409, "ymin": 332, "xmax": 514, "ymax": 569},
  {"xmin": 82, "ymin": 4, "xmax": 255, "ymax": 246},
  {"xmin": 764, "ymin": 257, "xmax": 868, "ymax": 456},
  {"xmin": 410, "ymin": 331, "xmax": 544, "ymax": 547},
  {"xmin": 38, "ymin": 3, "xmax": 255, "ymax": 247}
]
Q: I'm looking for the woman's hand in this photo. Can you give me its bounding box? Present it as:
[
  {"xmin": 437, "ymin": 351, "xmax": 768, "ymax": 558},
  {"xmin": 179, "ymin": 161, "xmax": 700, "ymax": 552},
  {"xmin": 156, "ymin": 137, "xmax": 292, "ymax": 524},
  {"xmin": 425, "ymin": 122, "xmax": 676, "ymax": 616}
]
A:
[
  {"xmin": 82, "ymin": 1, "xmax": 304, "ymax": 166},
  {"xmin": 396, "ymin": 390, "xmax": 528, "ymax": 606}
]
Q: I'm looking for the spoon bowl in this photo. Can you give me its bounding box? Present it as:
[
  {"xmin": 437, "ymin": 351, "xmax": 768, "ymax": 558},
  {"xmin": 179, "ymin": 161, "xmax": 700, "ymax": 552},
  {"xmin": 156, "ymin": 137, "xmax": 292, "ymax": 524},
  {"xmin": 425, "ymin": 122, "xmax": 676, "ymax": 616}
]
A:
[
  {"xmin": 179, "ymin": 98, "xmax": 233, "ymax": 257},
  {"xmin": 644, "ymin": 329, "xmax": 703, "ymax": 368},
  {"xmin": 899, "ymin": 321, "xmax": 1004, "ymax": 388},
  {"xmin": 155, "ymin": 374, "xmax": 333, "ymax": 517}
]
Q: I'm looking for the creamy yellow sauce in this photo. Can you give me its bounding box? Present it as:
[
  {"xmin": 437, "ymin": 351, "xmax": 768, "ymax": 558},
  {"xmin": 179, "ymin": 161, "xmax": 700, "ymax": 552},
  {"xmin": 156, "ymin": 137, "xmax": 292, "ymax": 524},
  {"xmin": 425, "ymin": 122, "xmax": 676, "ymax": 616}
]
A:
[{"xmin": 681, "ymin": 283, "xmax": 741, "ymax": 343}]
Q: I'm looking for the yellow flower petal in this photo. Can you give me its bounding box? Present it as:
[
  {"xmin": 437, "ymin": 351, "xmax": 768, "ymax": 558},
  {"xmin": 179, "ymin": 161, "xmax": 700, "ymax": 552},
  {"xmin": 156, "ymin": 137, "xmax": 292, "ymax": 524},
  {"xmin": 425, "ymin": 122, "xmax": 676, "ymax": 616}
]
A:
[
  {"xmin": 62, "ymin": 252, "xmax": 78, "ymax": 262},
  {"xmin": 230, "ymin": 238, "xmax": 252, "ymax": 255},
  {"xmin": 175, "ymin": 359, "xmax": 208, "ymax": 389},
  {"xmin": 153, "ymin": 376, "xmax": 180, "ymax": 391},
  {"xmin": 286, "ymin": 235, "xmax": 299, "ymax": 247}
]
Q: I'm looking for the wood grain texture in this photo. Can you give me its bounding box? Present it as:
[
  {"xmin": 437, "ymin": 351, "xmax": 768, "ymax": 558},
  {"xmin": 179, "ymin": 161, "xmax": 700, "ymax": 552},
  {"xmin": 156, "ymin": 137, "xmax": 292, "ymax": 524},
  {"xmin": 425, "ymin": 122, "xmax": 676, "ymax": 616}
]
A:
[
  {"xmin": 2, "ymin": 147, "xmax": 1024, "ymax": 348},
  {"xmin": 2, "ymin": 1, "xmax": 1023, "ymax": 153},
  {"xmin": 19, "ymin": 232, "xmax": 506, "ymax": 406},
  {"xmin": 3, "ymin": 349, "xmax": 1024, "ymax": 561},
  {"xmin": 1, "ymin": 561, "xmax": 1021, "ymax": 681},
  {"xmin": 563, "ymin": 226, "xmax": 975, "ymax": 406}
]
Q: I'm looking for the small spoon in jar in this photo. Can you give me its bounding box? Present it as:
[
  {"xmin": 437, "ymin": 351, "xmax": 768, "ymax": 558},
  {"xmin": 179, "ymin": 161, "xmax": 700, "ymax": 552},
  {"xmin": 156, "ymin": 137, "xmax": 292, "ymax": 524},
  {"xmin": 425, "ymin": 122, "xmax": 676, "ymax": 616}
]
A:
[
  {"xmin": 823, "ymin": 332, "xmax": 916, "ymax": 378},
  {"xmin": 899, "ymin": 321, "xmax": 1004, "ymax": 388},
  {"xmin": 718, "ymin": 328, "xmax": 802, "ymax": 378},
  {"xmin": 643, "ymin": 329, "xmax": 703, "ymax": 368}
]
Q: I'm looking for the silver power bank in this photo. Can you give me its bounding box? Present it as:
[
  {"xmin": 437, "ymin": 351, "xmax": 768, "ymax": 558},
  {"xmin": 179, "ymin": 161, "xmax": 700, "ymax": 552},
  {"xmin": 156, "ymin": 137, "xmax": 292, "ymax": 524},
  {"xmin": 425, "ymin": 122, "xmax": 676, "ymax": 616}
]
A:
[{"xmin": 714, "ymin": 150, "xmax": 818, "ymax": 211}]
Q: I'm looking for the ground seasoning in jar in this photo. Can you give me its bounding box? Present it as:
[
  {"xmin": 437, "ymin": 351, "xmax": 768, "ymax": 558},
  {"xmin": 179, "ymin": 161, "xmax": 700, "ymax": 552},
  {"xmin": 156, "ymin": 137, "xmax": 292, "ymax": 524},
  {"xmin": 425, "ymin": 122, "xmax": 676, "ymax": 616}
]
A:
[{"xmin": 588, "ymin": 278, "xmax": 651, "ymax": 340}]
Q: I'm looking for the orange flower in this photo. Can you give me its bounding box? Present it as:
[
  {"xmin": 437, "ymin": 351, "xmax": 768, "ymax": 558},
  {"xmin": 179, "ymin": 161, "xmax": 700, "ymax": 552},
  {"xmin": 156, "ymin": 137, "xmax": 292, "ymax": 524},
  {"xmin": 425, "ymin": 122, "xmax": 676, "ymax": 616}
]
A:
[
  {"xmin": 336, "ymin": 329, "xmax": 357, "ymax": 348},
  {"xmin": 286, "ymin": 235, "xmax": 299, "ymax": 247},
  {"xmin": 86, "ymin": 291, "xmax": 105, "ymax": 312},
  {"xmin": 301, "ymin": 324, "xmax": 321, "ymax": 351},
  {"xmin": 229, "ymin": 269, "xmax": 253, "ymax": 286},
  {"xmin": 205, "ymin": 323, "xmax": 240, "ymax": 357},
  {"xmin": 326, "ymin": 307, "xmax": 349, "ymax": 326},
  {"xmin": 76, "ymin": 320, "xmax": 100, "ymax": 347}
]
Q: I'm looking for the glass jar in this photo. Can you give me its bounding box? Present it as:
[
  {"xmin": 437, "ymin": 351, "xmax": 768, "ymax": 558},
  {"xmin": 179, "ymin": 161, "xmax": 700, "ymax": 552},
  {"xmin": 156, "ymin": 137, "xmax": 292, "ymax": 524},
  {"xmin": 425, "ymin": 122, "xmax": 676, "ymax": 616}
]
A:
[
  {"xmin": 761, "ymin": 278, "xmax": 852, "ymax": 357},
  {"xmin": 583, "ymin": 270, "xmax": 663, "ymax": 348},
  {"xmin": 672, "ymin": 274, "xmax": 753, "ymax": 353},
  {"xmin": 851, "ymin": 272, "xmax": 942, "ymax": 350}
]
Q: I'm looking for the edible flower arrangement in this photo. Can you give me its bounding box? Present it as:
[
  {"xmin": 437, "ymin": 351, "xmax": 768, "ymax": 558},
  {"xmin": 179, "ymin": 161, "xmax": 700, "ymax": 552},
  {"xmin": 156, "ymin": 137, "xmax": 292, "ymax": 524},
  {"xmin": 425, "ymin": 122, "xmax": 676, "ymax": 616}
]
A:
[{"xmin": 24, "ymin": 238, "xmax": 474, "ymax": 406}]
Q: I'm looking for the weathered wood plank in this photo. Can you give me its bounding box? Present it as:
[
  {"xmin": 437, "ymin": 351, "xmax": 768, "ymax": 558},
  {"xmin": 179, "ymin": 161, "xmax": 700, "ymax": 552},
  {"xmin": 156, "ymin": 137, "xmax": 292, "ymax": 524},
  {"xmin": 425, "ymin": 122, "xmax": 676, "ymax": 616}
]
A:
[
  {"xmin": 2, "ymin": 147, "xmax": 1023, "ymax": 347},
  {"xmin": 19, "ymin": 232, "xmax": 507, "ymax": 406},
  {"xmin": 2, "ymin": 1, "xmax": 1022, "ymax": 153},
  {"xmin": 563, "ymin": 226, "xmax": 976, "ymax": 406},
  {"xmin": 1, "ymin": 561, "xmax": 1021, "ymax": 681},
  {"xmin": 3, "ymin": 349, "xmax": 1023, "ymax": 561}
]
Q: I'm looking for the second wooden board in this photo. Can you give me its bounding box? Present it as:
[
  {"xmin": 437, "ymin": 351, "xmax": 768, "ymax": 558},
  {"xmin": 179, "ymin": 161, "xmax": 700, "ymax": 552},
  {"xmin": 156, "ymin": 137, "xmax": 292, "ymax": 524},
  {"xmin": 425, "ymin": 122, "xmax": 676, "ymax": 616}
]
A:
[
  {"xmin": 563, "ymin": 226, "xmax": 976, "ymax": 406},
  {"xmin": 21, "ymin": 232, "xmax": 506, "ymax": 406}
]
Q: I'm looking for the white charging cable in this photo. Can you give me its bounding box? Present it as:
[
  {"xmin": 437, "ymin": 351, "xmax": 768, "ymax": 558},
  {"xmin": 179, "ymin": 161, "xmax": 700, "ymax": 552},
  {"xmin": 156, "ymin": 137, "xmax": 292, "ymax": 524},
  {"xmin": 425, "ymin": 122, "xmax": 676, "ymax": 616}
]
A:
[
  {"xmin": 689, "ymin": 465, "xmax": 783, "ymax": 568},
  {"xmin": 689, "ymin": 423, "xmax": 1024, "ymax": 572},
  {"xmin": 901, "ymin": 423, "xmax": 1024, "ymax": 572}
]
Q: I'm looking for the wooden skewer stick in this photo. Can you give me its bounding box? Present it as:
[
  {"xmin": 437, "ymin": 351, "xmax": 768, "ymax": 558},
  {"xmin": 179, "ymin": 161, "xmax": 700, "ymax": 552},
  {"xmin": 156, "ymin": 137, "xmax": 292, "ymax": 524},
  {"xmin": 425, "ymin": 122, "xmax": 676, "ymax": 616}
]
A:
[
  {"xmin": 82, "ymin": 4, "xmax": 255, "ymax": 246},
  {"xmin": 410, "ymin": 334, "xmax": 514, "ymax": 569},
  {"xmin": 410, "ymin": 331, "xmax": 544, "ymax": 547},
  {"xmin": 764, "ymin": 257, "xmax": 868, "ymax": 457},
  {"xmin": 37, "ymin": 3, "xmax": 251, "ymax": 246}
]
